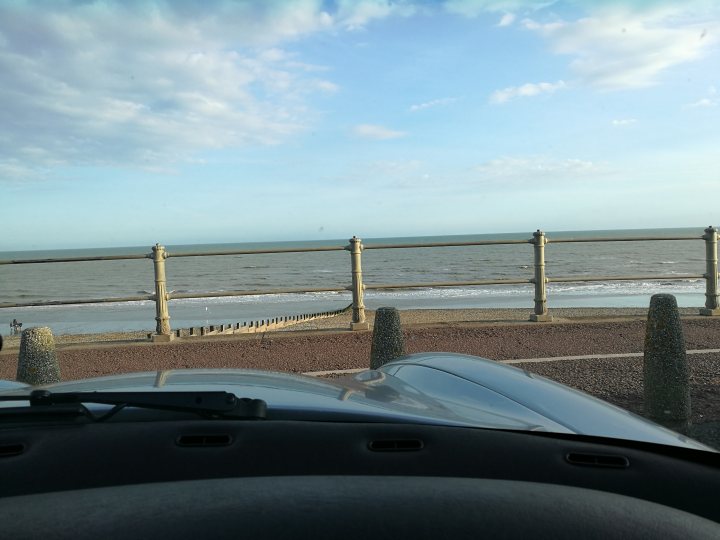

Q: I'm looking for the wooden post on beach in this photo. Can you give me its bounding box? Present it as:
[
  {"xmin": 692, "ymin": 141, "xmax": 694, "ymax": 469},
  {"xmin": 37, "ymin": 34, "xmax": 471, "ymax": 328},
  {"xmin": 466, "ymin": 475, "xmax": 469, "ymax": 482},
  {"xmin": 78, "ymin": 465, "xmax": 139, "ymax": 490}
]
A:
[
  {"xmin": 348, "ymin": 236, "xmax": 369, "ymax": 330},
  {"xmin": 530, "ymin": 230, "xmax": 552, "ymax": 322},
  {"xmin": 151, "ymin": 243, "xmax": 173, "ymax": 342},
  {"xmin": 700, "ymin": 226, "xmax": 720, "ymax": 316}
]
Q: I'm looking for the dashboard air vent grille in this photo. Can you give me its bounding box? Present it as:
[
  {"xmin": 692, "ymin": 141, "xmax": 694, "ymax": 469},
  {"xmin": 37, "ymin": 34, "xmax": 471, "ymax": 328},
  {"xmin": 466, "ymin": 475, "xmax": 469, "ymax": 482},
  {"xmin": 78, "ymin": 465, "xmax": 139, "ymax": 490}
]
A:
[
  {"xmin": 176, "ymin": 435, "xmax": 233, "ymax": 447},
  {"xmin": 566, "ymin": 452, "xmax": 630, "ymax": 468},
  {"xmin": 368, "ymin": 439, "xmax": 424, "ymax": 452}
]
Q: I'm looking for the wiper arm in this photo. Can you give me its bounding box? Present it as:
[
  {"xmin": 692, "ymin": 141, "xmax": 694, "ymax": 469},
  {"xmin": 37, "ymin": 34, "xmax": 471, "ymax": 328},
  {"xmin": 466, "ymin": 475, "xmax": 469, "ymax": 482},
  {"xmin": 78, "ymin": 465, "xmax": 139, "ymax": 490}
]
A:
[{"xmin": 0, "ymin": 390, "xmax": 267, "ymax": 421}]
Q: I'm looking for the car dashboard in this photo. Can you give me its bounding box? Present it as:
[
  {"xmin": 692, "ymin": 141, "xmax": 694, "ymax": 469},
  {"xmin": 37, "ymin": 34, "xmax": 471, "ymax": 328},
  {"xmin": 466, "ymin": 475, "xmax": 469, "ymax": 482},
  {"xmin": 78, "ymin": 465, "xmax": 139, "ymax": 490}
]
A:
[{"xmin": 1, "ymin": 418, "xmax": 719, "ymax": 538}]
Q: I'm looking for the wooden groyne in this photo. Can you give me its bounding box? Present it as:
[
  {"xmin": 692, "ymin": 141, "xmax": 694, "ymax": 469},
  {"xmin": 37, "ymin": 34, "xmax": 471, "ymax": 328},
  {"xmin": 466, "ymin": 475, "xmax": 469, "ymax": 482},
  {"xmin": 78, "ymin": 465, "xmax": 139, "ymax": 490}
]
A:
[{"xmin": 163, "ymin": 304, "xmax": 351, "ymax": 339}]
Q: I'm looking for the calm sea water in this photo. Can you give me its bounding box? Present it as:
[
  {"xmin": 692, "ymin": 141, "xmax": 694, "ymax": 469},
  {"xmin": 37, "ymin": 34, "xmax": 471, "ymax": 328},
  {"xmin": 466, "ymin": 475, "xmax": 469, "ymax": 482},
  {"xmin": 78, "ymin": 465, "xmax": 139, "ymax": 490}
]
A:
[{"xmin": 0, "ymin": 228, "xmax": 710, "ymax": 335}]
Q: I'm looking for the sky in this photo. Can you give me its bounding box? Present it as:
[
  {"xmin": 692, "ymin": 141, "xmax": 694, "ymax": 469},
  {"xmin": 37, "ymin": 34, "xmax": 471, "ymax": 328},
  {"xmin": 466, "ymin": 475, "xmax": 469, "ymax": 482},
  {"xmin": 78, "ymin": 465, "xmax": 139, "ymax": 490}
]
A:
[{"xmin": 1, "ymin": 0, "xmax": 719, "ymax": 250}]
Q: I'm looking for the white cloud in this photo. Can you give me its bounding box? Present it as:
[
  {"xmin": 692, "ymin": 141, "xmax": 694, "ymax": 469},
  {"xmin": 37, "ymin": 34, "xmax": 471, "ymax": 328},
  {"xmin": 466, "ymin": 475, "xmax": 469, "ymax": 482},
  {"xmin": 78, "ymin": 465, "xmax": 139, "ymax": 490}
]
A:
[
  {"xmin": 612, "ymin": 118, "xmax": 637, "ymax": 126},
  {"xmin": 353, "ymin": 124, "xmax": 407, "ymax": 140},
  {"xmin": 328, "ymin": 159, "xmax": 432, "ymax": 192},
  {"xmin": 683, "ymin": 84, "xmax": 719, "ymax": 108},
  {"xmin": 490, "ymin": 80, "xmax": 565, "ymax": 104},
  {"xmin": 339, "ymin": 155, "xmax": 606, "ymax": 192},
  {"xmin": 685, "ymin": 97, "xmax": 717, "ymax": 108},
  {"xmin": 409, "ymin": 97, "xmax": 457, "ymax": 111},
  {"xmin": 0, "ymin": 1, "xmax": 349, "ymax": 177},
  {"xmin": 523, "ymin": 6, "xmax": 720, "ymax": 90},
  {"xmin": 473, "ymin": 156, "xmax": 603, "ymax": 185},
  {"xmin": 0, "ymin": 0, "xmax": 415, "ymax": 179},
  {"xmin": 445, "ymin": 0, "xmax": 549, "ymax": 18},
  {"xmin": 315, "ymin": 80, "xmax": 341, "ymax": 93},
  {"xmin": 0, "ymin": 160, "xmax": 42, "ymax": 181},
  {"xmin": 498, "ymin": 13, "xmax": 516, "ymax": 27},
  {"xmin": 362, "ymin": 159, "xmax": 425, "ymax": 186},
  {"xmin": 336, "ymin": 0, "xmax": 417, "ymax": 30}
]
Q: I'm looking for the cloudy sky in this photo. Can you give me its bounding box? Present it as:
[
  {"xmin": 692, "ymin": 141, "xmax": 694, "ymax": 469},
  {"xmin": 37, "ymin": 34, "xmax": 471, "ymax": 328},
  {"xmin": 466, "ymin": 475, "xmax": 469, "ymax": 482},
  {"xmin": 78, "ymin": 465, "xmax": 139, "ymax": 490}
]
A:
[{"xmin": 2, "ymin": 0, "xmax": 718, "ymax": 250}]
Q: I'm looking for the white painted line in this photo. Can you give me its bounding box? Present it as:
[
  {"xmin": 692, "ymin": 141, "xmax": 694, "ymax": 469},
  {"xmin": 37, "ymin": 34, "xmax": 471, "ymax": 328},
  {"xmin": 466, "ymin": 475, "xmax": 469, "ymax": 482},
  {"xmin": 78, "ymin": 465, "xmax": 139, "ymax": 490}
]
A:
[
  {"xmin": 303, "ymin": 348, "xmax": 720, "ymax": 375},
  {"xmin": 501, "ymin": 348, "xmax": 720, "ymax": 365},
  {"xmin": 501, "ymin": 353, "xmax": 641, "ymax": 364},
  {"xmin": 687, "ymin": 348, "xmax": 720, "ymax": 355}
]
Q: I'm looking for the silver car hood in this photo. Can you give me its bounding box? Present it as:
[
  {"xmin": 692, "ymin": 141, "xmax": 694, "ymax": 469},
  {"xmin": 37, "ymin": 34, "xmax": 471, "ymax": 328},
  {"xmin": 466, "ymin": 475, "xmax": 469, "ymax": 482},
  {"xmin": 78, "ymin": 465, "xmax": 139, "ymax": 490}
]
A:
[{"xmin": 0, "ymin": 352, "xmax": 711, "ymax": 451}]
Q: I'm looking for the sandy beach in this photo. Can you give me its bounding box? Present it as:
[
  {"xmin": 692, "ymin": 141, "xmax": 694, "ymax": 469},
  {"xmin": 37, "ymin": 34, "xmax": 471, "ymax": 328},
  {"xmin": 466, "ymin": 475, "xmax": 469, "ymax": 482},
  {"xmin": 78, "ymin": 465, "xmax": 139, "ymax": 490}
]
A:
[{"xmin": 2, "ymin": 307, "xmax": 719, "ymax": 447}]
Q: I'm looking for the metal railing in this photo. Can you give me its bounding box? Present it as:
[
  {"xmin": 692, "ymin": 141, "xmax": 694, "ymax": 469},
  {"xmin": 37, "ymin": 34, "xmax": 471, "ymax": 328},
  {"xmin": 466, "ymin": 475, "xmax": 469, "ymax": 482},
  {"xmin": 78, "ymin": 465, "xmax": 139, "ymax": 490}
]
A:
[{"xmin": 1, "ymin": 227, "xmax": 719, "ymax": 340}]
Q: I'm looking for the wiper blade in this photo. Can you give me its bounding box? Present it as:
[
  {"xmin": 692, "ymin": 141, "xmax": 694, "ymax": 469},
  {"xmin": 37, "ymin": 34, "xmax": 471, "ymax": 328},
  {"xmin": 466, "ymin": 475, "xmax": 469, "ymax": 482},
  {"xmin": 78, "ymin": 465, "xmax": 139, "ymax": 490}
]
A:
[{"xmin": 0, "ymin": 390, "xmax": 267, "ymax": 421}]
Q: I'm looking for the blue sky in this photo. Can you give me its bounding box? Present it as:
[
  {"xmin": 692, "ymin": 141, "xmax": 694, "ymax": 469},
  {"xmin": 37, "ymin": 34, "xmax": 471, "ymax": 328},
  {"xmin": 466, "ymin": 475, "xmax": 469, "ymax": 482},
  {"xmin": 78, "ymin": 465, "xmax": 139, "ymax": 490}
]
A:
[{"xmin": 1, "ymin": 0, "xmax": 718, "ymax": 250}]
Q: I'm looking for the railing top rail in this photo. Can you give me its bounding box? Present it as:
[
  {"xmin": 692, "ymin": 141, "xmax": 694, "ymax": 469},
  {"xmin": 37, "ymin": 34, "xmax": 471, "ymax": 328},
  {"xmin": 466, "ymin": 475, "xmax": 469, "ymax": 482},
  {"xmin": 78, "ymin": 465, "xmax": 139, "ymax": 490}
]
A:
[
  {"xmin": 167, "ymin": 246, "xmax": 345, "ymax": 258},
  {"xmin": 0, "ymin": 254, "xmax": 149, "ymax": 265},
  {"xmin": 548, "ymin": 274, "xmax": 705, "ymax": 283},
  {"xmin": 1, "ymin": 234, "xmax": 708, "ymax": 266},
  {"xmin": 169, "ymin": 286, "xmax": 347, "ymax": 299},
  {"xmin": 364, "ymin": 240, "xmax": 532, "ymax": 250},
  {"xmin": 0, "ymin": 293, "xmax": 154, "ymax": 309},
  {"xmin": 548, "ymin": 236, "xmax": 702, "ymax": 243},
  {"xmin": 366, "ymin": 278, "xmax": 531, "ymax": 289},
  {"xmin": 0, "ymin": 246, "xmax": 348, "ymax": 265}
]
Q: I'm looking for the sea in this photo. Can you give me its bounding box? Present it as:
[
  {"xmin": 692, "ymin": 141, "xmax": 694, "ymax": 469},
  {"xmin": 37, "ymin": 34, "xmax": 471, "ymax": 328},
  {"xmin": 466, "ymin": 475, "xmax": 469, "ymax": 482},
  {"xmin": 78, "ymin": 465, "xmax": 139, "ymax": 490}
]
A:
[{"xmin": 0, "ymin": 228, "xmax": 711, "ymax": 335}]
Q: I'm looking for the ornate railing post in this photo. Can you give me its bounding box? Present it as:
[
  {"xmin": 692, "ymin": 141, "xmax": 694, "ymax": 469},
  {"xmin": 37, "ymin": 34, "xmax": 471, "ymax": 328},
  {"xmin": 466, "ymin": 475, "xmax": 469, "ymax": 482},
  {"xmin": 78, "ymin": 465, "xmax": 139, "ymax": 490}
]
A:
[
  {"xmin": 347, "ymin": 236, "xmax": 369, "ymax": 330},
  {"xmin": 530, "ymin": 230, "xmax": 552, "ymax": 322},
  {"xmin": 700, "ymin": 226, "xmax": 720, "ymax": 316},
  {"xmin": 151, "ymin": 243, "xmax": 173, "ymax": 341}
]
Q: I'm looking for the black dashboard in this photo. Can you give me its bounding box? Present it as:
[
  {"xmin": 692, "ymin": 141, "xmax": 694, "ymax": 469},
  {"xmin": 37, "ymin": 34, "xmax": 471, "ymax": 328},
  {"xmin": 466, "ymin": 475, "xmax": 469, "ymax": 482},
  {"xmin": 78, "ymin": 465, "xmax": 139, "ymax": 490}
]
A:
[{"xmin": 1, "ymin": 420, "xmax": 719, "ymax": 538}]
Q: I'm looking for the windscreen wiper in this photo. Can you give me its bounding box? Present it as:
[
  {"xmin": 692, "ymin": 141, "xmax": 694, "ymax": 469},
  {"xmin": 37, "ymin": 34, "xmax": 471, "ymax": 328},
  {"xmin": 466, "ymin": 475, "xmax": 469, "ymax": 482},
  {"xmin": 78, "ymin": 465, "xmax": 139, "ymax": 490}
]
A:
[{"xmin": 0, "ymin": 390, "xmax": 267, "ymax": 422}]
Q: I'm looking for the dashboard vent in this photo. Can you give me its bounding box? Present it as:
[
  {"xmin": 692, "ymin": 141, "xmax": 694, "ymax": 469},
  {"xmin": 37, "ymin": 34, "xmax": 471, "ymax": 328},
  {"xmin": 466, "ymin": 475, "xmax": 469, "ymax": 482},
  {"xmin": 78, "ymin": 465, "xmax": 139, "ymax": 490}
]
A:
[
  {"xmin": 368, "ymin": 439, "xmax": 424, "ymax": 452},
  {"xmin": 176, "ymin": 435, "xmax": 233, "ymax": 447},
  {"xmin": 566, "ymin": 452, "xmax": 630, "ymax": 468},
  {"xmin": 0, "ymin": 443, "xmax": 25, "ymax": 457}
]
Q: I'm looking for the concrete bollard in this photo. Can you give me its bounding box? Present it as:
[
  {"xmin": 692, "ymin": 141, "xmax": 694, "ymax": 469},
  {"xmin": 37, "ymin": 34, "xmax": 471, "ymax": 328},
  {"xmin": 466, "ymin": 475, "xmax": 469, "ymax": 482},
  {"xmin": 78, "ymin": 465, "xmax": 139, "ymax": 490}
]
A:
[
  {"xmin": 370, "ymin": 307, "xmax": 406, "ymax": 369},
  {"xmin": 644, "ymin": 294, "xmax": 691, "ymax": 432},
  {"xmin": 17, "ymin": 327, "xmax": 61, "ymax": 385}
]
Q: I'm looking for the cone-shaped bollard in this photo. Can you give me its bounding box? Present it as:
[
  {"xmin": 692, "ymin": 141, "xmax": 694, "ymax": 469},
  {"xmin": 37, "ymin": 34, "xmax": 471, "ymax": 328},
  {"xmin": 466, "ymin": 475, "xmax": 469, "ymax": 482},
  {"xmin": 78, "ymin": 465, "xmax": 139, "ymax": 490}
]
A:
[
  {"xmin": 17, "ymin": 327, "xmax": 61, "ymax": 385},
  {"xmin": 370, "ymin": 307, "xmax": 406, "ymax": 369},
  {"xmin": 644, "ymin": 294, "xmax": 690, "ymax": 432}
]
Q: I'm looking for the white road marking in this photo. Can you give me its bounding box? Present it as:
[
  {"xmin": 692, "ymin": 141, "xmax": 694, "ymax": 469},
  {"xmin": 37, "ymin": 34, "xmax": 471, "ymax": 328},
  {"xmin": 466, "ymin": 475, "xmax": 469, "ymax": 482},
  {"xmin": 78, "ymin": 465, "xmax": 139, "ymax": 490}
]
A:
[
  {"xmin": 501, "ymin": 348, "xmax": 720, "ymax": 365},
  {"xmin": 303, "ymin": 349, "xmax": 720, "ymax": 376}
]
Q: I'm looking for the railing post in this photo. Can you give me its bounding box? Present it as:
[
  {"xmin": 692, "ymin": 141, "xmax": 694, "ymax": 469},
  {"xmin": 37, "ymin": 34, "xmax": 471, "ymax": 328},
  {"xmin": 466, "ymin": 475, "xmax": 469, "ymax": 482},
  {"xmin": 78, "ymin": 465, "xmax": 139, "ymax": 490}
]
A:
[
  {"xmin": 151, "ymin": 243, "xmax": 173, "ymax": 341},
  {"xmin": 700, "ymin": 226, "xmax": 720, "ymax": 316},
  {"xmin": 347, "ymin": 236, "xmax": 369, "ymax": 330},
  {"xmin": 530, "ymin": 230, "xmax": 552, "ymax": 322}
]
